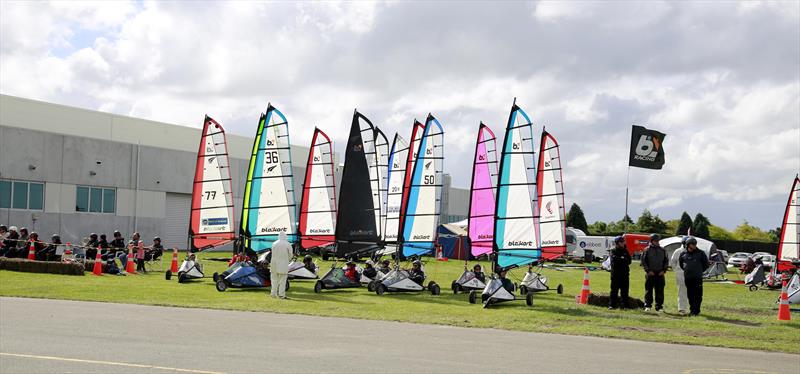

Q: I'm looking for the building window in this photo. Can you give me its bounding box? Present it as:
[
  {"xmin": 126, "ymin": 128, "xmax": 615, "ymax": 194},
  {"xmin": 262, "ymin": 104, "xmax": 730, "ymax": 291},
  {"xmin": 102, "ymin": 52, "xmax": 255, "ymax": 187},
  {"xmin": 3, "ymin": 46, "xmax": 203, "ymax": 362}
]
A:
[
  {"xmin": 76, "ymin": 186, "xmax": 115, "ymax": 213},
  {"xmin": 0, "ymin": 180, "xmax": 44, "ymax": 210}
]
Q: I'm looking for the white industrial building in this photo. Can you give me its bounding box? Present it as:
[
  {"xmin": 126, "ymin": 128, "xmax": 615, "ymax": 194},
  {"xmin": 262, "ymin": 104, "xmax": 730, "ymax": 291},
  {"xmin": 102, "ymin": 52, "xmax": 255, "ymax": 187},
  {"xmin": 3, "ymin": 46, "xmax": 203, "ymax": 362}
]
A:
[{"xmin": 0, "ymin": 95, "xmax": 468, "ymax": 250}]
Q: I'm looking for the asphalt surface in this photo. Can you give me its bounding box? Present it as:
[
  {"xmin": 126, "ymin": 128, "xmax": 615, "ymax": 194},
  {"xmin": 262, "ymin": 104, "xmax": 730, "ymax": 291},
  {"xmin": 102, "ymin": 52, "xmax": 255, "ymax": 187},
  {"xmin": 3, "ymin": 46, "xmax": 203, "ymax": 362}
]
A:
[{"xmin": 0, "ymin": 297, "xmax": 797, "ymax": 374}]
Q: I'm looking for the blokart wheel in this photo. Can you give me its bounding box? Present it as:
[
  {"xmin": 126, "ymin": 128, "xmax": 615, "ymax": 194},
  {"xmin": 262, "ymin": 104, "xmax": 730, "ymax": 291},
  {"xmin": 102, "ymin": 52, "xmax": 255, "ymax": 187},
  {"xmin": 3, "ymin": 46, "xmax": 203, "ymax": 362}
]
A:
[
  {"xmin": 451, "ymin": 280, "xmax": 457, "ymax": 290},
  {"xmin": 215, "ymin": 280, "xmax": 227, "ymax": 292},
  {"xmin": 165, "ymin": 270, "xmax": 172, "ymax": 280},
  {"xmin": 526, "ymin": 292, "xmax": 534, "ymax": 307},
  {"xmin": 519, "ymin": 285, "xmax": 528, "ymax": 295},
  {"xmin": 376, "ymin": 283, "xmax": 387, "ymax": 295},
  {"xmin": 481, "ymin": 293, "xmax": 488, "ymax": 303},
  {"xmin": 314, "ymin": 281, "xmax": 323, "ymax": 293},
  {"xmin": 367, "ymin": 280, "xmax": 377, "ymax": 292},
  {"xmin": 514, "ymin": 282, "xmax": 518, "ymax": 292},
  {"xmin": 286, "ymin": 279, "xmax": 290, "ymax": 291},
  {"xmin": 469, "ymin": 290, "xmax": 477, "ymax": 304},
  {"xmin": 427, "ymin": 281, "xmax": 436, "ymax": 289},
  {"xmin": 749, "ymin": 285, "xmax": 758, "ymax": 292},
  {"xmin": 557, "ymin": 284, "xmax": 564, "ymax": 294},
  {"xmin": 213, "ymin": 272, "xmax": 219, "ymax": 283},
  {"xmin": 453, "ymin": 283, "xmax": 461, "ymax": 294},
  {"xmin": 178, "ymin": 272, "xmax": 187, "ymax": 283},
  {"xmin": 430, "ymin": 284, "xmax": 441, "ymax": 296}
]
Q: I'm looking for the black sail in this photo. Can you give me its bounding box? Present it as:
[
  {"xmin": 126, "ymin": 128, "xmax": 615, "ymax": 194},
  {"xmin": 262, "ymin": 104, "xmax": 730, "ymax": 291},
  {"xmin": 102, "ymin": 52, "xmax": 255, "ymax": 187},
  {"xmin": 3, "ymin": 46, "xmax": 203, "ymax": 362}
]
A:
[{"xmin": 334, "ymin": 111, "xmax": 381, "ymax": 256}]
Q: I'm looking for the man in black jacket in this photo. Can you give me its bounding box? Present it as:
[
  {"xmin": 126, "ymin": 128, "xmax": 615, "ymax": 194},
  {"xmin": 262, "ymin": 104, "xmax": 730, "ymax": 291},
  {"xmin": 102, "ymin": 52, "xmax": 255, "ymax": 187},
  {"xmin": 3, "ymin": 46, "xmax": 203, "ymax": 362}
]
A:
[
  {"xmin": 679, "ymin": 237, "xmax": 709, "ymax": 316},
  {"xmin": 641, "ymin": 234, "xmax": 668, "ymax": 311},
  {"xmin": 609, "ymin": 236, "xmax": 632, "ymax": 309}
]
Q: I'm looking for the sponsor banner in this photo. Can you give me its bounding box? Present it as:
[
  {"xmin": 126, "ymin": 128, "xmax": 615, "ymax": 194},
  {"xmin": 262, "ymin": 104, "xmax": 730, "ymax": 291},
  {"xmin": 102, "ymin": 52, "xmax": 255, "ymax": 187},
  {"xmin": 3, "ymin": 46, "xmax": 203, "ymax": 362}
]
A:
[
  {"xmin": 203, "ymin": 218, "xmax": 228, "ymax": 226},
  {"xmin": 629, "ymin": 125, "xmax": 666, "ymax": 170}
]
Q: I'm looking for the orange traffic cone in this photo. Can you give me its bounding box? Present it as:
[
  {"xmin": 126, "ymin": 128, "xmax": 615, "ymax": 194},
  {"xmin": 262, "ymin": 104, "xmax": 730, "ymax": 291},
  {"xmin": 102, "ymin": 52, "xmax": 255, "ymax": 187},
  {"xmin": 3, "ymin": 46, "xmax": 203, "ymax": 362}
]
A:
[
  {"xmin": 170, "ymin": 248, "xmax": 179, "ymax": 273},
  {"xmin": 778, "ymin": 281, "xmax": 791, "ymax": 321},
  {"xmin": 92, "ymin": 246, "xmax": 103, "ymax": 276},
  {"xmin": 125, "ymin": 245, "xmax": 136, "ymax": 274},
  {"xmin": 26, "ymin": 242, "xmax": 36, "ymax": 260},
  {"xmin": 578, "ymin": 267, "xmax": 590, "ymax": 304}
]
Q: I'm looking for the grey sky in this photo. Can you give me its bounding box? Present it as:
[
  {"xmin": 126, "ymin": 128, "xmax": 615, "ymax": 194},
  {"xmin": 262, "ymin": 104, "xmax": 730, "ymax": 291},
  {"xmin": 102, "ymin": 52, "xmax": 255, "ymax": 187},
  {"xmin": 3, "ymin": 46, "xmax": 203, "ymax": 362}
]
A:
[{"xmin": 1, "ymin": 1, "xmax": 798, "ymax": 230}]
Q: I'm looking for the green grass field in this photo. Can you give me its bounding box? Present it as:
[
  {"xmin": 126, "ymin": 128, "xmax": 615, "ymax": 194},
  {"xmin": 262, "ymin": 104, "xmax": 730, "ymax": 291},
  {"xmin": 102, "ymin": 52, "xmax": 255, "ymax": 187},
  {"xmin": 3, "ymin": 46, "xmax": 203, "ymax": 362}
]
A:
[{"xmin": 1, "ymin": 254, "xmax": 797, "ymax": 353}]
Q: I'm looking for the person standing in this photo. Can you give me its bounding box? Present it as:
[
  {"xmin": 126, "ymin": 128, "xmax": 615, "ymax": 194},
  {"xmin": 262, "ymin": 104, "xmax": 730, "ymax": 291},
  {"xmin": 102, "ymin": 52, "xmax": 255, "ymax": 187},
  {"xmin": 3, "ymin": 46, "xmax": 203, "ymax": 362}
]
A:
[
  {"xmin": 679, "ymin": 237, "xmax": 709, "ymax": 316},
  {"xmin": 608, "ymin": 236, "xmax": 632, "ymax": 309},
  {"xmin": 269, "ymin": 232, "xmax": 292, "ymax": 299},
  {"xmin": 641, "ymin": 234, "xmax": 668, "ymax": 312},
  {"xmin": 669, "ymin": 237, "xmax": 690, "ymax": 314}
]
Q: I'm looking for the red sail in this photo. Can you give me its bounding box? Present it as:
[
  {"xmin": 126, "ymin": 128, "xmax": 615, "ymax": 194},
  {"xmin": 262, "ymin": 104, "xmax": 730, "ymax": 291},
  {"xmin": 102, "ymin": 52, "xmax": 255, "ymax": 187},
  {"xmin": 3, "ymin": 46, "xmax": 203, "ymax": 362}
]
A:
[
  {"xmin": 299, "ymin": 128, "xmax": 337, "ymax": 249},
  {"xmin": 189, "ymin": 116, "xmax": 236, "ymax": 250},
  {"xmin": 398, "ymin": 121, "xmax": 426, "ymax": 236},
  {"xmin": 777, "ymin": 176, "xmax": 800, "ymax": 271},
  {"xmin": 536, "ymin": 130, "xmax": 567, "ymax": 260}
]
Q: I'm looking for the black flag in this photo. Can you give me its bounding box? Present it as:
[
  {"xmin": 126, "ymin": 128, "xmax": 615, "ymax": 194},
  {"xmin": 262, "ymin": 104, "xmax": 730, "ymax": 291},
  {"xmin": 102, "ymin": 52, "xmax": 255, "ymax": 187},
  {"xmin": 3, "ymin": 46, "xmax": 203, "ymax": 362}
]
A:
[{"xmin": 629, "ymin": 125, "xmax": 666, "ymax": 170}]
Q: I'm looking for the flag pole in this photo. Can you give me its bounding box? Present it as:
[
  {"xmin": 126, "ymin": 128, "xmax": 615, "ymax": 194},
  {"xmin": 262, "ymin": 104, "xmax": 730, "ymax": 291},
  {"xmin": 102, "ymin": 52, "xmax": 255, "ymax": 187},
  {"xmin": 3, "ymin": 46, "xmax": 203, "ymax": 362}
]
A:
[{"xmin": 624, "ymin": 165, "xmax": 631, "ymax": 234}]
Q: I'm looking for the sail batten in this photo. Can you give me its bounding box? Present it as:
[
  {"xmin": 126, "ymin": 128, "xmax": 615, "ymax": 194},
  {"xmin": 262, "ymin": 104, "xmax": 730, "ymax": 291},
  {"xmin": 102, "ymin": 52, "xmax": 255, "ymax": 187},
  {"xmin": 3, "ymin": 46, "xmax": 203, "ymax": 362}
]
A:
[
  {"xmin": 401, "ymin": 115, "xmax": 445, "ymax": 256},
  {"xmin": 189, "ymin": 116, "xmax": 236, "ymax": 250},
  {"xmin": 239, "ymin": 106, "xmax": 298, "ymax": 252},
  {"xmin": 777, "ymin": 176, "xmax": 800, "ymax": 271},
  {"xmin": 298, "ymin": 128, "xmax": 337, "ymax": 249},
  {"xmin": 468, "ymin": 123, "xmax": 498, "ymax": 257},
  {"xmin": 494, "ymin": 103, "xmax": 540, "ymax": 269}
]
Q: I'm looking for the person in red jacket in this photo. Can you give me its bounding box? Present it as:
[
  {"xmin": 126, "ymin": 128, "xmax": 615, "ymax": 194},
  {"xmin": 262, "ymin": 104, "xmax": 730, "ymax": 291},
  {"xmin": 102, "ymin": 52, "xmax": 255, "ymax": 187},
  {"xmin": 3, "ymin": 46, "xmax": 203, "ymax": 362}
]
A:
[{"xmin": 344, "ymin": 261, "xmax": 359, "ymax": 282}]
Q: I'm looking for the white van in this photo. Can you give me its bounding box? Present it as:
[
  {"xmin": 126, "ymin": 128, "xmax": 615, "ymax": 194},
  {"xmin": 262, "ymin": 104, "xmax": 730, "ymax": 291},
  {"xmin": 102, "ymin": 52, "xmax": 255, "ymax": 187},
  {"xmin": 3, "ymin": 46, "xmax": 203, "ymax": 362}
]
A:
[{"xmin": 566, "ymin": 228, "xmax": 612, "ymax": 259}]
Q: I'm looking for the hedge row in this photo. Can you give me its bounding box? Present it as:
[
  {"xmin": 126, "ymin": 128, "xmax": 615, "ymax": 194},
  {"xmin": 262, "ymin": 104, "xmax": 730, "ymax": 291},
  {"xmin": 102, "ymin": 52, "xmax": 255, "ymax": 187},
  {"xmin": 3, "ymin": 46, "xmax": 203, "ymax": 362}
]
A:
[
  {"xmin": 0, "ymin": 258, "xmax": 85, "ymax": 276},
  {"xmin": 587, "ymin": 292, "xmax": 645, "ymax": 309}
]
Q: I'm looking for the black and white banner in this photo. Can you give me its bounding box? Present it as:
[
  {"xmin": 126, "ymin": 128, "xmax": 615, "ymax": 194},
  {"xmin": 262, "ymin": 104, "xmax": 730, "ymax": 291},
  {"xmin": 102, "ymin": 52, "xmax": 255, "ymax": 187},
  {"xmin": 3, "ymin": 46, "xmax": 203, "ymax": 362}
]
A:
[{"xmin": 629, "ymin": 125, "xmax": 666, "ymax": 170}]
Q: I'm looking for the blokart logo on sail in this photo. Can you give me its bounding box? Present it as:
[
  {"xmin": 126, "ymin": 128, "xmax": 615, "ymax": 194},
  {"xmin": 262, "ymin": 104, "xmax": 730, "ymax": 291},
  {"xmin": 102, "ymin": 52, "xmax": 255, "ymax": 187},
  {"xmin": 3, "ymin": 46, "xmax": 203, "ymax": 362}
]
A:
[
  {"xmin": 425, "ymin": 161, "xmax": 432, "ymax": 169},
  {"xmin": 478, "ymin": 234, "xmax": 493, "ymax": 239},
  {"xmin": 512, "ymin": 142, "xmax": 520, "ymax": 150},
  {"xmin": 208, "ymin": 157, "xmax": 216, "ymax": 164},
  {"xmin": 309, "ymin": 228, "xmax": 331, "ymax": 234},
  {"xmin": 633, "ymin": 135, "xmax": 661, "ymax": 162},
  {"xmin": 353, "ymin": 144, "xmax": 363, "ymax": 152},
  {"xmin": 393, "ymin": 162, "xmax": 399, "ymax": 168},
  {"xmin": 413, "ymin": 234, "xmax": 431, "ymax": 240},
  {"xmin": 203, "ymin": 218, "xmax": 228, "ymax": 226},
  {"xmin": 266, "ymin": 139, "xmax": 275, "ymax": 146},
  {"xmin": 313, "ymin": 156, "xmax": 321, "ymax": 162},
  {"xmin": 267, "ymin": 165, "xmax": 278, "ymax": 173},
  {"xmin": 349, "ymin": 229, "xmax": 374, "ymax": 236},
  {"xmin": 478, "ymin": 154, "xmax": 485, "ymax": 161},
  {"xmin": 544, "ymin": 160, "xmax": 551, "ymax": 168},
  {"xmin": 508, "ymin": 240, "xmax": 533, "ymax": 246},
  {"xmin": 261, "ymin": 227, "xmax": 286, "ymax": 233},
  {"xmin": 545, "ymin": 201, "xmax": 553, "ymax": 215},
  {"xmin": 541, "ymin": 239, "xmax": 561, "ymax": 246},
  {"xmin": 206, "ymin": 147, "xmax": 213, "ymax": 152}
]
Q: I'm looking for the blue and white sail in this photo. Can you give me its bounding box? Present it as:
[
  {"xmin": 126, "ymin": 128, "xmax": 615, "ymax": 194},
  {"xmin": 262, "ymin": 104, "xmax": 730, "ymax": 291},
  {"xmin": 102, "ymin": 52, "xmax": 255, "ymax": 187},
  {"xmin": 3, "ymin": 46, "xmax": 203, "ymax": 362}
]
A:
[
  {"xmin": 401, "ymin": 114, "xmax": 444, "ymax": 257},
  {"xmin": 494, "ymin": 100, "xmax": 539, "ymax": 269}
]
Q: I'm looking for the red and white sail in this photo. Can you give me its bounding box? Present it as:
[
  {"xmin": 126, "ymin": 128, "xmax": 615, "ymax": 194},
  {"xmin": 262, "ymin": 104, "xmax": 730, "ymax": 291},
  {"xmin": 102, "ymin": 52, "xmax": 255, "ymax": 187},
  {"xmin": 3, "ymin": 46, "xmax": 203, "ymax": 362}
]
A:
[
  {"xmin": 537, "ymin": 129, "xmax": 567, "ymax": 260},
  {"xmin": 298, "ymin": 128, "xmax": 337, "ymax": 249},
  {"xmin": 189, "ymin": 116, "xmax": 235, "ymax": 250},
  {"xmin": 777, "ymin": 176, "xmax": 800, "ymax": 271}
]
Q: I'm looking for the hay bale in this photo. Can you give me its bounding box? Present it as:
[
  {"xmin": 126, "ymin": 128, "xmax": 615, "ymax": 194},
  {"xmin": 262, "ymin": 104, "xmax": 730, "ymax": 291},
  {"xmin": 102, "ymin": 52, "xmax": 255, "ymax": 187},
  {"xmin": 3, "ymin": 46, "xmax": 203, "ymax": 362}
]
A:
[
  {"xmin": 0, "ymin": 257, "xmax": 84, "ymax": 276},
  {"xmin": 587, "ymin": 292, "xmax": 645, "ymax": 309}
]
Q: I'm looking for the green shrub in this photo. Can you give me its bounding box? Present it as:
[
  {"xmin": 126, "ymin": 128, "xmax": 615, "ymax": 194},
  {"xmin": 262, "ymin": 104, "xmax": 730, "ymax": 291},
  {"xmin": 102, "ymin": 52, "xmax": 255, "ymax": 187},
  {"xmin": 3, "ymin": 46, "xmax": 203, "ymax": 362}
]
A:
[{"xmin": 0, "ymin": 258, "xmax": 84, "ymax": 276}]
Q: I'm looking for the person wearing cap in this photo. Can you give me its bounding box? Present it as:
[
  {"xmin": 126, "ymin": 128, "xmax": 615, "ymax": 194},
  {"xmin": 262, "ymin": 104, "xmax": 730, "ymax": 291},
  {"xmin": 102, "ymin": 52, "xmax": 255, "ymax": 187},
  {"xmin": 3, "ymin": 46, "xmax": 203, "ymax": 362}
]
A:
[
  {"xmin": 16, "ymin": 228, "xmax": 29, "ymax": 257},
  {"xmin": 110, "ymin": 231, "xmax": 129, "ymax": 270},
  {"xmin": 146, "ymin": 236, "xmax": 164, "ymax": 262},
  {"xmin": 379, "ymin": 260, "xmax": 392, "ymax": 274},
  {"xmin": 1, "ymin": 226, "xmax": 19, "ymax": 257},
  {"xmin": 669, "ymin": 236, "xmax": 690, "ymax": 314},
  {"xmin": 497, "ymin": 267, "xmax": 515, "ymax": 293},
  {"xmin": 679, "ymin": 237, "xmax": 709, "ymax": 316},
  {"xmin": 408, "ymin": 260, "xmax": 425, "ymax": 286},
  {"xmin": 85, "ymin": 233, "xmax": 99, "ymax": 260},
  {"xmin": 344, "ymin": 261, "xmax": 359, "ymax": 282},
  {"xmin": 269, "ymin": 231, "xmax": 292, "ymax": 299},
  {"xmin": 472, "ymin": 264, "xmax": 486, "ymax": 283},
  {"xmin": 608, "ymin": 236, "xmax": 632, "ymax": 309},
  {"xmin": 640, "ymin": 234, "xmax": 669, "ymax": 311},
  {"xmin": 302, "ymin": 254, "xmax": 316, "ymax": 274},
  {"xmin": 362, "ymin": 260, "xmax": 378, "ymax": 280}
]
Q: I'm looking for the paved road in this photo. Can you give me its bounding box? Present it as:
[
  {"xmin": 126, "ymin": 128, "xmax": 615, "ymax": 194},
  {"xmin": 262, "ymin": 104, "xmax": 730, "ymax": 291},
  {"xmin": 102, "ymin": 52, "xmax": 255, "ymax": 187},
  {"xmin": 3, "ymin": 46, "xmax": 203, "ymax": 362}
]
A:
[{"xmin": 0, "ymin": 297, "xmax": 797, "ymax": 374}]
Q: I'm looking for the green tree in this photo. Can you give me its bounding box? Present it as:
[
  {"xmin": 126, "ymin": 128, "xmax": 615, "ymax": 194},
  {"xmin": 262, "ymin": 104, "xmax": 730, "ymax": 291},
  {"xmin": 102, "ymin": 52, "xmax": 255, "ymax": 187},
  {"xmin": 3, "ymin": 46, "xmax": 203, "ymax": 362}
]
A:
[
  {"xmin": 636, "ymin": 209, "xmax": 668, "ymax": 234},
  {"xmin": 565, "ymin": 203, "xmax": 589, "ymax": 233},
  {"xmin": 709, "ymin": 225, "xmax": 737, "ymax": 240},
  {"xmin": 587, "ymin": 221, "xmax": 608, "ymax": 235},
  {"xmin": 768, "ymin": 227, "xmax": 782, "ymax": 242},
  {"xmin": 675, "ymin": 212, "xmax": 693, "ymax": 236},
  {"xmin": 733, "ymin": 221, "xmax": 773, "ymax": 242},
  {"xmin": 692, "ymin": 213, "xmax": 711, "ymax": 239}
]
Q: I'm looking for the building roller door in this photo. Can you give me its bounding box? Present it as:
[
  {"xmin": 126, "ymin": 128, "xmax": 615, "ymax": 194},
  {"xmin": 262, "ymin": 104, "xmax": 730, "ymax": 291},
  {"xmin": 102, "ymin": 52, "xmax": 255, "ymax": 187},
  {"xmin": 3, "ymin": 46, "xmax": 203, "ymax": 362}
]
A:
[{"xmin": 164, "ymin": 193, "xmax": 191, "ymax": 249}]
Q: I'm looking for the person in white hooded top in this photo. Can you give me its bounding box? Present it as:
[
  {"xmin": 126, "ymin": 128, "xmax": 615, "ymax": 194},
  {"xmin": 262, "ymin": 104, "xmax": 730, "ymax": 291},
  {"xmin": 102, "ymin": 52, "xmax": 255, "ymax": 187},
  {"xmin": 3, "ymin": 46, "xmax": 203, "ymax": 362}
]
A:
[
  {"xmin": 269, "ymin": 231, "xmax": 292, "ymax": 299},
  {"xmin": 669, "ymin": 237, "xmax": 690, "ymax": 314}
]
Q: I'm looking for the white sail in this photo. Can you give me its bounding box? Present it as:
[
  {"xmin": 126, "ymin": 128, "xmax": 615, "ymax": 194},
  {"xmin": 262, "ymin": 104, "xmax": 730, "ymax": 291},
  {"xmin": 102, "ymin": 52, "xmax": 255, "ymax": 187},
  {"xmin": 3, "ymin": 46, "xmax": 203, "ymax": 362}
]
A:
[
  {"xmin": 375, "ymin": 128, "xmax": 390, "ymax": 241},
  {"xmin": 384, "ymin": 134, "xmax": 409, "ymax": 243},
  {"xmin": 778, "ymin": 177, "xmax": 800, "ymax": 269},
  {"xmin": 299, "ymin": 128, "xmax": 337, "ymax": 248},
  {"xmin": 537, "ymin": 130, "xmax": 566, "ymax": 259}
]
